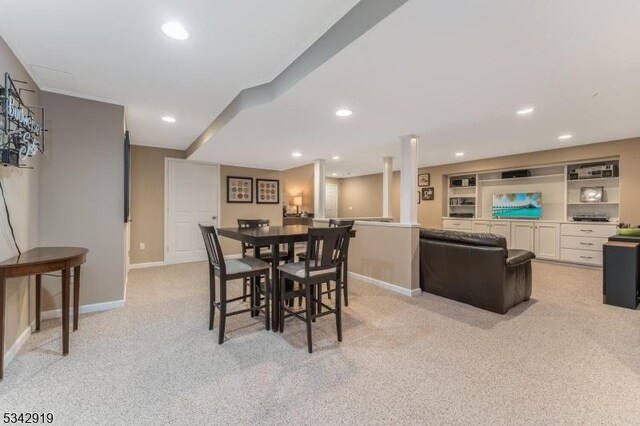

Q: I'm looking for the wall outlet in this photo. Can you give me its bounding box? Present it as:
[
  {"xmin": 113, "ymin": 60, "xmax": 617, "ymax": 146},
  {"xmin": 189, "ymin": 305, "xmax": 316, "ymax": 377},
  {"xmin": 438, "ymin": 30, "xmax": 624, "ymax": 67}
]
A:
[{"xmin": 139, "ymin": 243, "xmax": 146, "ymax": 250}]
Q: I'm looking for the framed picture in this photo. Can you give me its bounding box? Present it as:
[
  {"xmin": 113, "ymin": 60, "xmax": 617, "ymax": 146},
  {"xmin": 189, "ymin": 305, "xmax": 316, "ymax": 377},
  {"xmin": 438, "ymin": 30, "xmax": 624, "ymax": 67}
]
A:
[
  {"xmin": 421, "ymin": 187, "xmax": 435, "ymax": 201},
  {"xmin": 227, "ymin": 176, "xmax": 253, "ymax": 203},
  {"xmin": 417, "ymin": 191, "xmax": 421, "ymax": 204},
  {"xmin": 256, "ymin": 178, "xmax": 280, "ymax": 204},
  {"xmin": 418, "ymin": 173, "xmax": 430, "ymax": 187}
]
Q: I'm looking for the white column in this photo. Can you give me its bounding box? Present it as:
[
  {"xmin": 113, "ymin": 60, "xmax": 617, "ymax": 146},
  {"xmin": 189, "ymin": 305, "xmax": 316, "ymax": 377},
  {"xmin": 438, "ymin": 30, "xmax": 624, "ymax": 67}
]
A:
[
  {"xmin": 400, "ymin": 134, "xmax": 419, "ymax": 224},
  {"xmin": 314, "ymin": 159, "xmax": 326, "ymax": 219},
  {"xmin": 382, "ymin": 156, "xmax": 393, "ymax": 218}
]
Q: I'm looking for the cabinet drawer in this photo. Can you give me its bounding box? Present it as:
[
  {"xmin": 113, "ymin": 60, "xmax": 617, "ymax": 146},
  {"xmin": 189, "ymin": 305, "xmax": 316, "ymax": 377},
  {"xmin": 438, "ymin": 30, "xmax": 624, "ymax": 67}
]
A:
[
  {"xmin": 561, "ymin": 248, "xmax": 602, "ymax": 266},
  {"xmin": 561, "ymin": 223, "xmax": 617, "ymax": 238},
  {"xmin": 561, "ymin": 236, "xmax": 608, "ymax": 252},
  {"xmin": 443, "ymin": 219, "xmax": 472, "ymax": 230}
]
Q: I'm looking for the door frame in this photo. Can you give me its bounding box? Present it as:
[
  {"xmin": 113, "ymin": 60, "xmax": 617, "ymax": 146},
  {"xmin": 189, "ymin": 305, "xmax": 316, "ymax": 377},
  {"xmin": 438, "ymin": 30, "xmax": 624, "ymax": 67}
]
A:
[
  {"xmin": 325, "ymin": 182, "xmax": 339, "ymax": 218},
  {"xmin": 164, "ymin": 158, "xmax": 221, "ymax": 264}
]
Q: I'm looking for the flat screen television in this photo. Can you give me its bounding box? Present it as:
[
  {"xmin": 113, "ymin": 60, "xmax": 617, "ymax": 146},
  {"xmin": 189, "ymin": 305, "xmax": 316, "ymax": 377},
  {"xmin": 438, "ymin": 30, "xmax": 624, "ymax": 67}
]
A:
[{"xmin": 492, "ymin": 192, "xmax": 542, "ymax": 219}]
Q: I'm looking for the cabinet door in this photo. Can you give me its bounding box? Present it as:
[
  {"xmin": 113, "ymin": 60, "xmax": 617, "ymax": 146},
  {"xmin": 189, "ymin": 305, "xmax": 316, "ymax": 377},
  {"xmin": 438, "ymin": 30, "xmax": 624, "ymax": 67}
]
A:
[
  {"xmin": 472, "ymin": 221, "xmax": 491, "ymax": 233},
  {"xmin": 535, "ymin": 223, "xmax": 560, "ymax": 260},
  {"xmin": 511, "ymin": 221, "xmax": 534, "ymax": 251},
  {"xmin": 490, "ymin": 222, "xmax": 511, "ymax": 246}
]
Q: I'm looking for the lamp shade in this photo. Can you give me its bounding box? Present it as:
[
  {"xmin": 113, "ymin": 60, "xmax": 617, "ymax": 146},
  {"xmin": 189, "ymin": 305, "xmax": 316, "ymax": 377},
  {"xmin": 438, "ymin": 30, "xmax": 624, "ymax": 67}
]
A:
[{"xmin": 292, "ymin": 196, "xmax": 303, "ymax": 207}]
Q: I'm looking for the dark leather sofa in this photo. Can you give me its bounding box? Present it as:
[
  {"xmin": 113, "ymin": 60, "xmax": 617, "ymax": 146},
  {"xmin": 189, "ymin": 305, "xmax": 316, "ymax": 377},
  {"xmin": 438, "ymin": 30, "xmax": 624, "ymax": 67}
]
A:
[{"xmin": 419, "ymin": 229, "xmax": 535, "ymax": 314}]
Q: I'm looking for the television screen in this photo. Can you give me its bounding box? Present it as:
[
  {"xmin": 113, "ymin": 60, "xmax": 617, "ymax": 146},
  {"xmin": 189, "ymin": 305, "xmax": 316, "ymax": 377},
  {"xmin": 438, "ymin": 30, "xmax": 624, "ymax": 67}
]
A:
[{"xmin": 492, "ymin": 192, "xmax": 542, "ymax": 219}]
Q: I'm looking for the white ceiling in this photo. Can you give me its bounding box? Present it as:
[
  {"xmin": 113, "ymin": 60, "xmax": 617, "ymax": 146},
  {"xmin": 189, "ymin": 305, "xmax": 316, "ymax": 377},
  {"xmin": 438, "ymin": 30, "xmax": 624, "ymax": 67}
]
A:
[
  {"xmin": 189, "ymin": 0, "xmax": 640, "ymax": 176},
  {"xmin": 0, "ymin": 0, "xmax": 359, "ymax": 149}
]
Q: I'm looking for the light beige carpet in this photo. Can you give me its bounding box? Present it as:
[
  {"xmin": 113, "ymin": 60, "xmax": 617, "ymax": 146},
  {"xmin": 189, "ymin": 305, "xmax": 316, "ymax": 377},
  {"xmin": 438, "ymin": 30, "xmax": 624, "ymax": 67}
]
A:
[{"xmin": 1, "ymin": 261, "xmax": 639, "ymax": 425}]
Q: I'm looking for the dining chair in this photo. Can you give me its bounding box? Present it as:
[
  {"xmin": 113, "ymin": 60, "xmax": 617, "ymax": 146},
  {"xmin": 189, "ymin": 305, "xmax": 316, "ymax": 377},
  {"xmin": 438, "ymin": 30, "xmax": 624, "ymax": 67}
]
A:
[
  {"xmin": 237, "ymin": 219, "xmax": 288, "ymax": 305},
  {"xmin": 278, "ymin": 226, "xmax": 352, "ymax": 353},
  {"xmin": 199, "ymin": 224, "xmax": 271, "ymax": 344},
  {"xmin": 297, "ymin": 219, "xmax": 354, "ymax": 306}
]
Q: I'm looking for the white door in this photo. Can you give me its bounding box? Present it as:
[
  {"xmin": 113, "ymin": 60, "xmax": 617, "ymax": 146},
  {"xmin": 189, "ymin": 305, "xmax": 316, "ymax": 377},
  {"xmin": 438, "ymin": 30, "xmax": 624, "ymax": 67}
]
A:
[
  {"xmin": 325, "ymin": 183, "xmax": 339, "ymax": 218},
  {"xmin": 490, "ymin": 221, "xmax": 512, "ymax": 246},
  {"xmin": 166, "ymin": 159, "xmax": 218, "ymax": 264},
  {"xmin": 535, "ymin": 223, "xmax": 560, "ymax": 260},
  {"xmin": 510, "ymin": 221, "xmax": 534, "ymax": 251}
]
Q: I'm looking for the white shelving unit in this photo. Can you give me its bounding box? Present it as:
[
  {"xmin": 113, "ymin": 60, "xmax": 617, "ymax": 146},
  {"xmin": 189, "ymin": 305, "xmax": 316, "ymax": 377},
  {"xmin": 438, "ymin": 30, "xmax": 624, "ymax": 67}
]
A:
[{"xmin": 447, "ymin": 173, "xmax": 478, "ymax": 218}]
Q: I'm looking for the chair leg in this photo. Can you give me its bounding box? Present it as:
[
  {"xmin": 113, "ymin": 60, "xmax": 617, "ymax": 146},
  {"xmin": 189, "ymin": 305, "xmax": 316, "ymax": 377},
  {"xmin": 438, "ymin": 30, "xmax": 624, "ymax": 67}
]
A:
[
  {"xmin": 327, "ymin": 281, "xmax": 332, "ymax": 299},
  {"xmin": 264, "ymin": 273, "xmax": 271, "ymax": 331},
  {"xmin": 243, "ymin": 277, "xmax": 248, "ymax": 302},
  {"xmin": 218, "ymin": 278, "xmax": 227, "ymax": 344},
  {"xmin": 335, "ymin": 276, "xmax": 343, "ymax": 342},
  {"xmin": 279, "ymin": 274, "xmax": 286, "ymax": 333},
  {"xmin": 305, "ymin": 284, "xmax": 313, "ymax": 353},
  {"xmin": 343, "ymin": 257, "xmax": 349, "ymax": 306},
  {"xmin": 317, "ymin": 283, "xmax": 323, "ymax": 315},
  {"xmin": 209, "ymin": 269, "xmax": 216, "ymax": 331}
]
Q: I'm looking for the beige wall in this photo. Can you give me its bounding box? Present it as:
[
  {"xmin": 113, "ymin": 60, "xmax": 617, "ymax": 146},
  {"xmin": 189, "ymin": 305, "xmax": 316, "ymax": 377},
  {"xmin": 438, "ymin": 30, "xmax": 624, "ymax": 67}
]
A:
[
  {"xmin": 0, "ymin": 36, "xmax": 40, "ymax": 358},
  {"xmin": 40, "ymin": 92, "xmax": 126, "ymax": 309},
  {"xmin": 130, "ymin": 146, "xmax": 185, "ymax": 264},
  {"xmin": 337, "ymin": 171, "xmax": 401, "ymax": 220},
  {"xmin": 219, "ymin": 165, "xmax": 284, "ymax": 255},
  {"xmin": 418, "ymin": 137, "xmax": 640, "ymax": 227},
  {"xmin": 282, "ymin": 163, "xmax": 314, "ymax": 214}
]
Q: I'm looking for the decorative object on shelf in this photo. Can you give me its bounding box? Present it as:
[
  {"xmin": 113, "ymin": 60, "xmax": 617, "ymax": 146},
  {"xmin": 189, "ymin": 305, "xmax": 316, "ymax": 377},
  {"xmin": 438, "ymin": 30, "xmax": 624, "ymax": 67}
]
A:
[
  {"xmin": 422, "ymin": 187, "xmax": 434, "ymax": 201},
  {"xmin": 617, "ymin": 223, "xmax": 640, "ymax": 237},
  {"xmin": 580, "ymin": 187, "xmax": 604, "ymax": 203},
  {"xmin": 227, "ymin": 176, "xmax": 253, "ymax": 203},
  {"xmin": 256, "ymin": 178, "xmax": 279, "ymax": 204},
  {"xmin": 568, "ymin": 163, "xmax": 618, "ymax": 180},
  {"xmin": 450, "ymin": 176, "xmax": 476, "ymax": 187},
  {"xmin": 0, "ymin": 72, "xmax": 46, "ymax": 167},
  {"xmin": 290, "ymin": 195, "xmax": 302, "ymax": 213},
  {"xmin": 418, "ymin": 173, "xmax": 430, "ymax": 187}
]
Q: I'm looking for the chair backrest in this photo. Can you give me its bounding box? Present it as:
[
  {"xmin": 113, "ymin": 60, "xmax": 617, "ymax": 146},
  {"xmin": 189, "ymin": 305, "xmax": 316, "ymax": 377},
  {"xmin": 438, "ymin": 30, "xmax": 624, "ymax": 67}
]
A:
[
  {"xmin": 303, "ymin": 226, "xmax": 351, "ymax": 278},
  {"xmin": 237, "ymin": 219, "xmax": 270, "ymax": 254},
  {"xmin": 199, "ymin": 224, "xmax": 226, "ymax": 275},
  {"xmin": 329, "ymin": 219, "xmax": 355, "ymax": 229},
  {"xmin": 237, "ymin": 219, "xmax": 270, "ymax": 228}
]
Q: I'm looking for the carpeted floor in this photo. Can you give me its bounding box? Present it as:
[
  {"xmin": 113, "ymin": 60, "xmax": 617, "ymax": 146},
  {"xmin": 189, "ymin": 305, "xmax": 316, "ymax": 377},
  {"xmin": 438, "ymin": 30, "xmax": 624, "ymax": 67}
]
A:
[{"xmin": 1, "ymin": 261, "xmax": 639, "ymax": 425}]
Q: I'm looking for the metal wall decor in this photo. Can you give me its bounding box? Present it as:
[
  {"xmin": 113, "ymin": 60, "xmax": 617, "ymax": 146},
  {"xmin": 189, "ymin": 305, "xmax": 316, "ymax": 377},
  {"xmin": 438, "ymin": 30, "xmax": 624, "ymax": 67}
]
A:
[
  {"xmin": 227, "ymin": 176, "xmax": 253, "ymax": 203},
  {"xmin": 256, "ymin": 179, "xmax": 280, "ymax": 204},
  {"xmin": 0, "ymin": 72, "xmax": 45, "ymax": 167}
]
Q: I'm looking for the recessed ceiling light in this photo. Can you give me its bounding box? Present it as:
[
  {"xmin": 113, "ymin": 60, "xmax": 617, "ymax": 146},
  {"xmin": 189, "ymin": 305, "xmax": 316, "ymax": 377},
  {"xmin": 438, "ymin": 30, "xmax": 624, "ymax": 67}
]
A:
[
  {"xmin": 161, "ymin": 21, "xmax": 189, "ymax": 40},
  {"xmin": 332, "ymin": 155, "xmax": 340, "ymax": 160},
  {"xmin": 558, "ymin": 134, "xmax": 573, "ymax": 140},
  {"xmin": 292, "ymin": 152, "xmax": 302, "ymax": 157},
  {"xmin": 455, "ymin": 152, "xmax": 465, "ymax": 157},
  {"xmin": 335, "ymin": 109, "xmax": 352, "ymax": 117},
  {"xmin": 161, "ymin": 116, "xmax": 176, "ymax": 123},
  {"xmin": 332, "ymin": 173, "xmax": 337, "ymax": 176},
  {"xmin": 517, "ymin": 107, "xmax": 534, "ymax": 115}
]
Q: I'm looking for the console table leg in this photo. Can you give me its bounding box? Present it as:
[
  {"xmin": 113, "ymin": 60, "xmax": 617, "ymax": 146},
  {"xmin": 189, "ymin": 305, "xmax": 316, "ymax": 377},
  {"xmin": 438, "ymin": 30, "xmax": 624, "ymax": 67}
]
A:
[
  {"xmin": 73, "ymin": 266, "xmax": 80, "ymax": 331},
  {"xmin": 61, "ymin": 269, "xmax": 70, "ymax": 355},
  {"xmin": 35, "ymin": 274, "xmax": 41, "ymax": 331},
  {"xmin": 0, "ymin": 277, "xmax": 5, "ymax": 380}
]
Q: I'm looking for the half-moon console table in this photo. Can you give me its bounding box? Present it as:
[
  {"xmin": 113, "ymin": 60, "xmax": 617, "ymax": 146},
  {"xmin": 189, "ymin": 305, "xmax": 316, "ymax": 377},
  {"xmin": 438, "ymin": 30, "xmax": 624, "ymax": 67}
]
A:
[{"xmin": 0, "ymin": 247, "xmax": 88, "ymax": 380}]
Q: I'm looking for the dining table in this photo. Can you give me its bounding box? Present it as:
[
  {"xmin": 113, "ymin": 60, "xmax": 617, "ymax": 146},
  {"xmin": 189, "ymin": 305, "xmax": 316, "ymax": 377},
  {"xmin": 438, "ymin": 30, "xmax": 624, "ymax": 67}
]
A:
[{"xmin": 216, "ymin": 224, "xmax": 355, "ymax": 332}]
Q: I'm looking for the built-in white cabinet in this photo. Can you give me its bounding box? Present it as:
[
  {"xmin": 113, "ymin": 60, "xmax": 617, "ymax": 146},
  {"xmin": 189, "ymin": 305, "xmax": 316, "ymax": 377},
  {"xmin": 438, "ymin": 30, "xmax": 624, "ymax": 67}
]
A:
[
  {"xmin": 511, "ymin": 221, "xmax": 535, "ymax": 251},
  {"xmin": 443, "ymin": 219, "xmax": 472, "ymax": 231},
  {"xmin": 534, "ymin": 222, "xmax": 560, "ymax": 260},
  {"xmin": 560, "ymin": 223, "xmax": 617, "ymax": 266},
  {"xmin": 472, "ymin": 221, "xmax": 491, "ymax": 233},
  {"xmin": 490, "ymin": 221, "xmax": 511, "ymax": 242}
]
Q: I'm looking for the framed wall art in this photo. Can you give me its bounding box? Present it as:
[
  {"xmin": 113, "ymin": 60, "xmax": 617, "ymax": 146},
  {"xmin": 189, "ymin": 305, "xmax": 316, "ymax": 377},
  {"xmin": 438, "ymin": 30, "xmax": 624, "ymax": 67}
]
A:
[
  {"xmin": 418, "ymin": 173, "xmax": 430, "ymax": 187},
  {"xmin": 421, "ymin": 187, "xmax": 435, "ymax": 201},
  {"xmin": 256, "ymin": 178, "xmax": 280, "ymax": 204},
  {"xmin": 227, "ymin": 176, "xmax": 253, "ymax": 203}
]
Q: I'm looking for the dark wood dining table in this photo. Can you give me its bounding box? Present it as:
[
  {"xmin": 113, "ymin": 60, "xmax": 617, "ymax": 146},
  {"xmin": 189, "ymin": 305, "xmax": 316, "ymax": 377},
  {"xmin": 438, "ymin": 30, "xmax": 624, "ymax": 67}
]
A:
[{"xmin": 217, "ymin": 225, "xmax": 354, "ymax": 332}]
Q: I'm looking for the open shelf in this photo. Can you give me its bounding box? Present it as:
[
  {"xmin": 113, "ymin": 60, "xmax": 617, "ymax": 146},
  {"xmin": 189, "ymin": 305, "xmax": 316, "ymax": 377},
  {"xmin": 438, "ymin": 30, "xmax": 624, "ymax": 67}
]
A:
[
  {"xmin": 567, "ymin": 202, "xmax": 619, "ymax": 205},
  {"xmin": 567, "ymin": 177, "xmax": 619, "ymax": 184},
  {"xmin": 478, "ymin": 174, "xmax": 564, "ymax": 183}
]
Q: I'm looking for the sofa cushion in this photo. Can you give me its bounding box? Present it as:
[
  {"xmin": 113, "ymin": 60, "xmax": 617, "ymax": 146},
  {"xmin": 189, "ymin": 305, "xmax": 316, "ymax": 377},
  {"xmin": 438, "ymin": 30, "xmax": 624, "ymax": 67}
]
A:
[{"xmin": 419, "ymin": 228, "xmax": 508, "ymax": 252}]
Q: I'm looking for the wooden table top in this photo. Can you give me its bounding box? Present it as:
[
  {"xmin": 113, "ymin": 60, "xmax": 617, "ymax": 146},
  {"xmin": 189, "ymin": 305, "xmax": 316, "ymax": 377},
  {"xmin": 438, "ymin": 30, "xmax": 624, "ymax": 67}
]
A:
[
  {"xmin": 218, "ymin": 225, "xmax": 356, "ymax": 246},
  {"xmin": 0, "ymin": 247, "xmax": 88, "ymax": 278}
]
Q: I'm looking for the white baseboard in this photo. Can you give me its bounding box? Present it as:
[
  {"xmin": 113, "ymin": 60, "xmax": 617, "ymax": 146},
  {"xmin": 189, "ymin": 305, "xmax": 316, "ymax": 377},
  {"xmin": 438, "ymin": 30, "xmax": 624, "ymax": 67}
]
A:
[
  {"xmin": 40, "ymin": 299, "xmax": 126, "ymax": 321},
  {"xmin": 348, "ymin": 272, "xmax": 422, "ymax": 297},
  {"xmin": 3, "ymin": 320, "xmax": 35, "ymax": 369},
  {"xmin": 129, "ymin": 261, "xmax": 166, "ymax": 269}
]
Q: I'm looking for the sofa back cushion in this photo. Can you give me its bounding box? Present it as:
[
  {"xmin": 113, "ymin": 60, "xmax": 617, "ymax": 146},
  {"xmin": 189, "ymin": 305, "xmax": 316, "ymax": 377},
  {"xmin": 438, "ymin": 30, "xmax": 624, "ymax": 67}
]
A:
[{"xmin": 419, "ymin": 228, "xmax": 507, "ymax": 253}]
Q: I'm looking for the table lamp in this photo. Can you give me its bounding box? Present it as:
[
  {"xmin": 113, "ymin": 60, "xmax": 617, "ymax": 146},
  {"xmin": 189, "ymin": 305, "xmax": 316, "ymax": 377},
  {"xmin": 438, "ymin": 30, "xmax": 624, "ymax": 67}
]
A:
[{"xmin": 291, "ymin": 196, "xmax": 303, "ymax": 214}]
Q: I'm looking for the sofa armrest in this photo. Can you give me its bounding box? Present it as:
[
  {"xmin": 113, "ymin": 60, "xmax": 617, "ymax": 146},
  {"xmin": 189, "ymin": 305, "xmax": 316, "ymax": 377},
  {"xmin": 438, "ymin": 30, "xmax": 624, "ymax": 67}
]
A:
[{"xmin": 506, "ymin": 249, "xmax": 535, "ymax": 267}]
